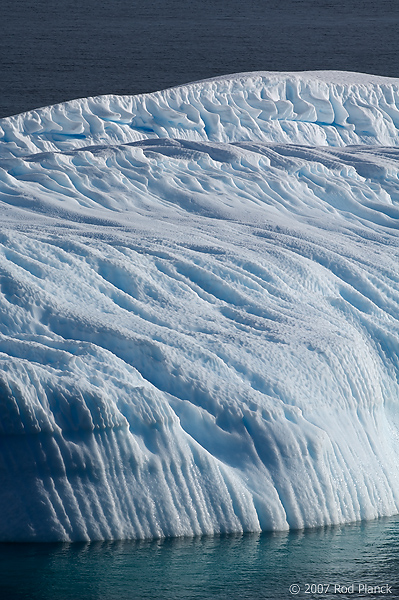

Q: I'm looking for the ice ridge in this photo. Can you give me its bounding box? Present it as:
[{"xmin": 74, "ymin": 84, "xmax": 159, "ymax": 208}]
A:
[{"xmin": 2, "ymin": 71, "xmax": 399, "ymax": 159}]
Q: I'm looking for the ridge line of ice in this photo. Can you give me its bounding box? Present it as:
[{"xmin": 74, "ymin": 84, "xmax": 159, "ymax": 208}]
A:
[{"xmin": 2, "ymin": 71, "xmax": 399, "ymax": 160}]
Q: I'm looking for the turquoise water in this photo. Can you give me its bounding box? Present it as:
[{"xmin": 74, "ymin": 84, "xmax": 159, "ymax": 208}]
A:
[{"xmin": 1, "ymin": 516, "xmax": 398, "ymax": 600}]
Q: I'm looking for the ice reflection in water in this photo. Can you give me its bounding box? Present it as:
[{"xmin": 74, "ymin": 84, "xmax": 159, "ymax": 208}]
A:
[{"xmin": 1, "ymin": 515, "xmax": 398, "ymax": 600}]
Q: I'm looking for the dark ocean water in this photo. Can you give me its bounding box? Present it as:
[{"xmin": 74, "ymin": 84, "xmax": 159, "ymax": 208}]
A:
[
  {"xmin": 1, "ymin": 516, "xmax": 399, "ymax": 600},
  {"xmin": 1, "ymin": 0, "xmax": 399, "ymax": 118}
]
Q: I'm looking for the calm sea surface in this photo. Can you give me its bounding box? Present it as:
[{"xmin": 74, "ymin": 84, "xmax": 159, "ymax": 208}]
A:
[
  {"xmin": 1, "ymin": 516, "xmax": 399, "ymax": 600},
  {"xmin": 1, "ymin": 0, "xmax": 399, "ymax": 117}
]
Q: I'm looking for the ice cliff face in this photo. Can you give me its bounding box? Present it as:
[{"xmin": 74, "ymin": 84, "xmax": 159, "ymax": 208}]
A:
[{"xmin": 1, "ymin": 72, "xmax": 399, "ymax": 541}]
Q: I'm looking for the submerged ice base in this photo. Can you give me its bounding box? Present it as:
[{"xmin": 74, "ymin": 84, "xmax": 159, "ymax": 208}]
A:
[{"xmin": 1, "ymin": 72, "xmax": 399, "ymax": 541}]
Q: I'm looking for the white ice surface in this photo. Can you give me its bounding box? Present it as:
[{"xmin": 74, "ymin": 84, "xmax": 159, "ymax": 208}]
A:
[{"xmin": 1, "ymin": 71, "xmax": 399, "ymax": 541}]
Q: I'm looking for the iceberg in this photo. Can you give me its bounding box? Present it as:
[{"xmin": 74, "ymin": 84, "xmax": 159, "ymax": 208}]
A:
[{"xmin": 1, "ymin": 71, "xmax": 399, "ymax": 541}]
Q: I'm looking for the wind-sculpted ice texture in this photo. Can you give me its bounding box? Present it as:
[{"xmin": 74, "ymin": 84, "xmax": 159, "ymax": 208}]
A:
[{"xmin": 1, "ymin": 71, "xmax": 399, "ymax": 541}]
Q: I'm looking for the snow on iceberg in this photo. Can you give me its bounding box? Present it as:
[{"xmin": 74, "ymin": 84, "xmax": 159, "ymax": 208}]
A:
[{"xmin": 1, "ymin": 71, "xmax": 399, "ymax": 541}]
